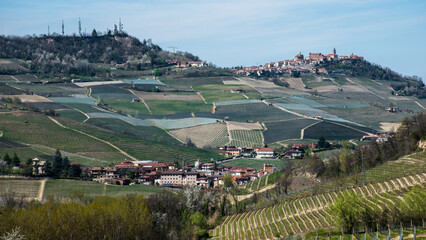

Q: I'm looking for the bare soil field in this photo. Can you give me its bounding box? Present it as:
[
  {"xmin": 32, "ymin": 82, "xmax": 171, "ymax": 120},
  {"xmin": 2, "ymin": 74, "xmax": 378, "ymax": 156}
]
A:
[
  {"xmin": 75, "ymin": 80, "xmax": 123, "ymax": 87},
  {"xmin": 340, "ymin": 85, "xmax": 368, "ymax": 92},
  {"xmin": 223, "ymin": 80, "xmax": 245, "ymax": 85},
  {"xmin": 226, "ymin": 121, "xmax": 263, "ymax": 131},
  {"xmin": 314, "ymin": 85, "xmax": 340, "ymax": 92},
  {"xmin": 380, "ymin": 122, "xmax": 401, "ymax": 132},
  {"xmin": 0, "ymin": 94, "xmax": 52, "ymax": 102},
  {"xmin": 132, "ymin": 90, "xmax": 202, "ymax": 101},
  {"xmin": 387, "ymin": 96, "xmax": 411, "ymax": 101},
  {"xmin": 285, "ymin": 77, "xmax": 306, "ymax": 91}
]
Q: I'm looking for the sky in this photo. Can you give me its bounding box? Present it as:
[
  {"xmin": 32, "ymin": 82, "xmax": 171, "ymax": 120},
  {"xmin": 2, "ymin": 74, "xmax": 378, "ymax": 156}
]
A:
[{"xmin": 1, "ymin": 0, "xmax": 426, "ymax": 81}]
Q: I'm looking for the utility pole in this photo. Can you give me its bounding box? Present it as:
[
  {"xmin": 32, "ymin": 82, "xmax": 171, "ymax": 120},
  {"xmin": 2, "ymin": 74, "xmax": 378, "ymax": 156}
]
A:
[
  {"xmin": 361, "ymin": 147, "xmax": 365, "ymax": 186},
  {"xmin": 48, "ymin": 25, "xmax": 50, "ymax": 36},
  {"xmin": 61, "ymin": 20, "xmax": 64, "ymax": 35},
  {"xmin": 78, "ymin": 18, "xmax": 82, "ymax": 36}
]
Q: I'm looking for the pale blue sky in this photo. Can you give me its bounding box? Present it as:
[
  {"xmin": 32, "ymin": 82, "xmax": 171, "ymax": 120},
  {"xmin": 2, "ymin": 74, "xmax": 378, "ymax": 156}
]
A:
[{"xmin": 1, "ymin": 0, "xmax": 425, "ymax": 80}]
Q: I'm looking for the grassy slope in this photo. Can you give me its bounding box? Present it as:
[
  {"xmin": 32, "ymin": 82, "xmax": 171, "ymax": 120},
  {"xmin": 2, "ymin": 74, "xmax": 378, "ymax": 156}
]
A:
[
  {"xmin": 220, "ymin": 158, "xmax": 285, "ymax": 170},
  {"xmin": 43, "ymin": 179, "xmax": 165, "ymax": 199},
  {"xmin": 0, "ymin": 112, "xmax": 124, "ymax": 163},
  {"xmin": 59, "ymin": 117, "xmax": 223, "ymax": 163},
  {"xmin": 0, "ymin": 112, "xmax": 223, "ymax": 165},
  {"xmin": 145, "ymin": 100, "xmax": 212, "ymax": 115},
  {"xmin": 104, "ymin": 99, "xmax": 151, "ymax": 115}
]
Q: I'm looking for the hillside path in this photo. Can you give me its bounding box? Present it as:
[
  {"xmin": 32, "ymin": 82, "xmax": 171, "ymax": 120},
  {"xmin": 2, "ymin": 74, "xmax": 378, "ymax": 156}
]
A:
[
  {"xmin": 128, "ymin": 89, "xmax": 153, "ymax": 114},
  {"xmin": 236, "ymin": 183, "xmax": 277, "ymax": 201},
  {"xmin": 300, "ymin": 121, "xmax": 321, "ymax": 139},
  {"xmin": 415, "ymin": 101, "xmax": 426, "ymax": 110},
  {"xmin": 47, "ymin": 116, "xmax": 138, "ymax": 161},
  {"xmin": 37, "ymin": 179, "xmax": 46, "ymax": 201}
]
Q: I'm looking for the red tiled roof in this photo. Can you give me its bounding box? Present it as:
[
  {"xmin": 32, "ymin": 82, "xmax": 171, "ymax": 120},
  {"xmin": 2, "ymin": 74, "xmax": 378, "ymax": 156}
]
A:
[{"xmin": 258, "ymin": 147, "xmax": 274, "ymax": 151}]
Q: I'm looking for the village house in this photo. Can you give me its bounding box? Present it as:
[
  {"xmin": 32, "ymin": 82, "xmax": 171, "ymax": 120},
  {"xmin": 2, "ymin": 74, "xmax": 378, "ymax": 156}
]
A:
[
  {"xmin": 223, "ymin": 147, "xmax": 241, "ymax": 157},
  {"xmin": 201, "ymin": 162, "xmax": 215, "ymax": 171},
  {"xmin": 159, "ymin": 171, "xmax": 201, "ymax": 187},
  {"xmin": 263, "ymin": 164, "xmax": 276, "ymax": 173},
  {"xmin": 32, "ymin": 158, "xmax": 47, "ymax": 175},
  {"xmin": 285, "ymin": 148, "xmax": 304, "ymax": 159},
  {"xmin": 255, "ymin": 147, "xmax": 275, "ymax": 158},
  {"xmin": 160, "ymin": 171, "xmax": 184, "ymax": 186},
  {"xmin": 229, "ymin": 166, "xmax": 256, "ymax": 176}
]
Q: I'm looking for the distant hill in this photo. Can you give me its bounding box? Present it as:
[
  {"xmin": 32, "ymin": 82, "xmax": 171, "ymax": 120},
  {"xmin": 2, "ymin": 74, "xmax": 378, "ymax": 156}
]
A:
[
  {"xmin": 318, "ymin": 58, "xmax": 425, "ymax": 98},
  {"xmin": 0, "ymin": 33, "xmax": 199, "ymax": 78}
]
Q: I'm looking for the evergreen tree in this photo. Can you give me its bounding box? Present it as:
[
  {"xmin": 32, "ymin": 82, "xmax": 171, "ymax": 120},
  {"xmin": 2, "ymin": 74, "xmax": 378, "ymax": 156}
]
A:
[
  {"xmin": 23, "ymin": 158, "xmax": 33, "ymax": 176},
  {"xmin": 3, "ymin": 153, "xmax": 11, "ymax": 166},
  {"xmin": 68, "ymin": 164, "xmax": 81, "ymax": 178},
  {"xmin": 52, "ymin": 149, "xmax": 63, "ymax": 177},
  {"xmin": 12, "ymin": 153, "xmax": 20, "ymax": 166}
]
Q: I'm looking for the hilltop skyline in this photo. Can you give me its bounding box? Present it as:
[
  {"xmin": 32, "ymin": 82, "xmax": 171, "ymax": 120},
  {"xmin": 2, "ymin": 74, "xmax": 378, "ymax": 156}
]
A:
[{"xmin": 1, "ymin": 0, "xmax": 425, "ymax": 81}]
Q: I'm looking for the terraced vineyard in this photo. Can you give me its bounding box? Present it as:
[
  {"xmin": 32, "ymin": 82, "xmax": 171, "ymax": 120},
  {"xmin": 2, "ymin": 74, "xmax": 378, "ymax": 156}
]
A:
[
  {"xmin": 244, "ymin": 171, "xmax": 282, "ymax": 191},
  {"xmin": 229, "ymin": 130, "xmax": 263, "ymax": 147},
  {"xmin": 210, "ymin": 173, "xmax": 426, "ymax": 239}
]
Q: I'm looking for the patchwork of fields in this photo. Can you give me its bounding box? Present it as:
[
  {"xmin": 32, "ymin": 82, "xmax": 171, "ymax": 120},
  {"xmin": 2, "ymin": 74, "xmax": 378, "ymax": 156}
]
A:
[{"xmin": 0, "ymin": 73, "xmax": 417, "ymax": 166}]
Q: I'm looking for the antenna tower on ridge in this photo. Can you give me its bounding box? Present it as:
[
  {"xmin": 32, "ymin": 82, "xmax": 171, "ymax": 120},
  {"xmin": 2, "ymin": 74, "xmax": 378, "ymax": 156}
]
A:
[{"xmin": 78, "ymin": 18, "xmax": 82, "ymax": 36}]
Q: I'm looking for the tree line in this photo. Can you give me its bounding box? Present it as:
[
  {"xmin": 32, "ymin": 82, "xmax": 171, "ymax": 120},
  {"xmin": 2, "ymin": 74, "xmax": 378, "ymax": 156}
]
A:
[
  {"xmin": 0, "ymin": 34, "xmax": 190, "ymax": 79},
  {"xmin": 312, "ymin": 112, "xmax": 425, "ymax": 179},
  {"xmin": 0, "ymin": 185, "xmax": 234, "ymax": 240}
]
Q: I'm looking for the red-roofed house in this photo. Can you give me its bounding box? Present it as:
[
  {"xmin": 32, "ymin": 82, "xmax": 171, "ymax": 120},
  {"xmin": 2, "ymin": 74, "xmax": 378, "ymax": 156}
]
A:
[{"xmin": 255, "ymin": 147, "xmax": 275, "ymax": 158}]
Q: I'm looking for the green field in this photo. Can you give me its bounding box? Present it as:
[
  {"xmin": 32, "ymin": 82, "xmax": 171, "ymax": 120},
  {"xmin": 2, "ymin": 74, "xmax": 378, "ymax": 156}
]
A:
[
  {"xmin": 86, "ymin": 118, "xmax": 179, "ymax": 145},
  {"xmin": 220, "ymin": 158, "xmax": 284, "ymax": 170},
  {"xmin": 303, "ymin": 121, "xmax": 366, "ymax": 140},
  {"xmin": 145, "ymin": 100, "xmax": 212, "ymax": 115},
  {"xmin": 59, "ymin": 117, "xmax": 224, "ymax": 163},
  {"xmin": 160, "ymin": 76, "xmax": 234, "ymax": 89},
  {"xmin": 200, "ymin": 92, "xmax": 246, "ymax": 103},
  {"xmin": 57, "ymin": 109, "xmax": 88, "ymax": 122},
  {"xmin": 43, "ymin": 179, "xmax": 165, "ymax": 199},
  {"xmin": 104, "ymin": 99, "xmax": 151, "ymax": 115},
  {"xmin": 0, "ymin": 112, "xmax": 125, "ymax": 163},
  {"xmin": 320, "ymin": 107, "xmax": 407, "ymax": 129}
]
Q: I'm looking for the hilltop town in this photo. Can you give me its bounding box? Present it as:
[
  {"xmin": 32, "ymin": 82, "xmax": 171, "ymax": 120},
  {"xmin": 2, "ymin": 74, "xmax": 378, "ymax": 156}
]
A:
[{"xmin": 231, "ymin": 49, "xmax": 364, "ymax": 77}]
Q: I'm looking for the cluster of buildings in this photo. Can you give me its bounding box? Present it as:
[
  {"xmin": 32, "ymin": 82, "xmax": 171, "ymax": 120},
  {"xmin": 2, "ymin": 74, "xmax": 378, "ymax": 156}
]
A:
[
  {"xmin": 217, "ymin": 146, "xmax": 275, "ymax": 158},
  {"xmin": 366, "ymin": 103, "xmax": 414, "ymax": 114},
  {"xmin": 165, "ymin": 59, "xmax": 208, "ymax": 68},
  {"xmin": 85, "ymin": 159, "xmax": 277, "ymax": 187},
  {"xmin": 230, "ymin": 49, "xmax": 364, "ymax": 77},
  {"xmin": 360, "ymin": 132, "xmax": 395, "ymax": 143}
]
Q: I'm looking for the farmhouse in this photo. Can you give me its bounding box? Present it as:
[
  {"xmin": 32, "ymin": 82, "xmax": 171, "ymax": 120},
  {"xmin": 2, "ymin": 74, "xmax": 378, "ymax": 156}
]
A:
[
  {"xmin": 230, "ymin": 89, "xmax": 245, "ymax": 93},
  {"xmin": 255, "ymin": 147, "xmax": 275, "ymax": 158},
  {"xmin": 32, "ymin": 158, "xmax": 47, "ymax": 175},
  {"xmin": 224, "ymin": 147, "xmax": 241, "ymax": 157}
]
